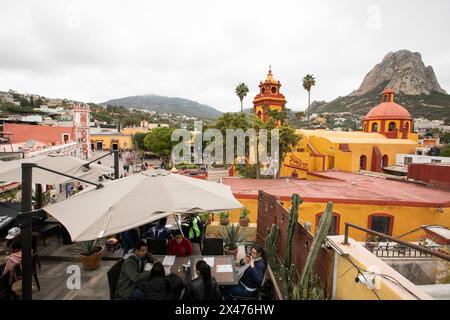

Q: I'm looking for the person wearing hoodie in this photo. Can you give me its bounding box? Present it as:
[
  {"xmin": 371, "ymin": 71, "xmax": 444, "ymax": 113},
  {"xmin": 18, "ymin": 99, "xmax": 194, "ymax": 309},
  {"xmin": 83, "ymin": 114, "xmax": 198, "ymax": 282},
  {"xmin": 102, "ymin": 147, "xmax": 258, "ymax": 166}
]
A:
[
  {"xmin": 140, "ymin": 262, "xmax": 184, "ymax": 300},
  {"xmin": 114, "ymin": 240, "xmax": 153, "ymax": 300}
]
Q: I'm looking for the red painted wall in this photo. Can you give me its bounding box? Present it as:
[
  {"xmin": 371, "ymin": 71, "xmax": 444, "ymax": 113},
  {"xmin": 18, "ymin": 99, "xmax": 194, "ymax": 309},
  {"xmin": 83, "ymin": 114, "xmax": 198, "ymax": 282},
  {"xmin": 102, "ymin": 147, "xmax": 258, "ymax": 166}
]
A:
[
  {"xmin": 408, "ymin": 164, "xmax": 450, "ymax": 188},
  {"xmin": 4, "ymin": 123, "xmax": 74, "ymax": 144}
]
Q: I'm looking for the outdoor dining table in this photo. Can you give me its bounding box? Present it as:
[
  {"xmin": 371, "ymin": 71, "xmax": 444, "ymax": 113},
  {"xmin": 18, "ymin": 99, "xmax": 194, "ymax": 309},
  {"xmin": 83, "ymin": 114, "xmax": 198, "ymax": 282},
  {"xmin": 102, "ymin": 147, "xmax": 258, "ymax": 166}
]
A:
[{"xmin": 151, "ymin": 255, "xmax": 238, "ymax": 286}]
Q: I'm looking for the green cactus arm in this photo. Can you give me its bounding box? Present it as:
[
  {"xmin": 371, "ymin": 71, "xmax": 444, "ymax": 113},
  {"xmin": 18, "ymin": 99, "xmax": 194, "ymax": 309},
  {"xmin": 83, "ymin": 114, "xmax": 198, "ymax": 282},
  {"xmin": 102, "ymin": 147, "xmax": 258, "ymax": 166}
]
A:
[{"xmin": 298, "ymin": 201, "xmax": 333, "ymax": 291}]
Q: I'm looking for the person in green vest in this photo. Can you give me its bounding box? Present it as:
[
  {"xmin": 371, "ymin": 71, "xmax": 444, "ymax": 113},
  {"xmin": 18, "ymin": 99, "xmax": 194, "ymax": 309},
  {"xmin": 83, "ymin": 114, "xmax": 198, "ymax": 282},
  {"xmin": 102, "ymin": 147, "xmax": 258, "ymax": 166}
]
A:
[{"xmin": 182, "ymin": 214, "xmax": 203, "ymax": 245}]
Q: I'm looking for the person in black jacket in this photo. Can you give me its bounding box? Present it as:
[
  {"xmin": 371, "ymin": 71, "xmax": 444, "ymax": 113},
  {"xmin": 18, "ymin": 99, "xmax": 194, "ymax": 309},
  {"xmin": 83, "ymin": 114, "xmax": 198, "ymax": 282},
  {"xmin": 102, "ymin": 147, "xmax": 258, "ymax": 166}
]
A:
[
  {"xmin": 183, "ymin": 260, "xmax": 222, "ymax": 300},
  {"xmin": 222, "ymin": 244, "xmax": 267, "ymax": 299},
  {"xmin": 140, "ymin": 262, "xmax": 184, "ymax": 300}
]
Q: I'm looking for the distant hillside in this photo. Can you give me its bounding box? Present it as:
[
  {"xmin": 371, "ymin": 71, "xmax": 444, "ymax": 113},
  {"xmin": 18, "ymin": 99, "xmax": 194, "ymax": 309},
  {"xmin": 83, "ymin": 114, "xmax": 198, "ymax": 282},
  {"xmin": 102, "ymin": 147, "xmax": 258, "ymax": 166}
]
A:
[
  {"xmin": 101, "ymin": 94, "xmax": 222, "ymax": 119},
  {"xmin": 310, "ymin": 50, "xmax": 450, "ymax": 121}
]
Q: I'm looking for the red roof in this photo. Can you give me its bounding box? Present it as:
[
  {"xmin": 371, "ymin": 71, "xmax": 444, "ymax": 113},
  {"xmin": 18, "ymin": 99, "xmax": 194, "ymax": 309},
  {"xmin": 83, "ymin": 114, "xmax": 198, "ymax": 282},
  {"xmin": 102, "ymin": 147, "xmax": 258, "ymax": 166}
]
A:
[
  {"xmin": 364, "ymin": 101, "xmax": 411, "ymax": 120},
  {"xmin": 222, "ymin": 171, "xmax": 450, "ymax": 207}
]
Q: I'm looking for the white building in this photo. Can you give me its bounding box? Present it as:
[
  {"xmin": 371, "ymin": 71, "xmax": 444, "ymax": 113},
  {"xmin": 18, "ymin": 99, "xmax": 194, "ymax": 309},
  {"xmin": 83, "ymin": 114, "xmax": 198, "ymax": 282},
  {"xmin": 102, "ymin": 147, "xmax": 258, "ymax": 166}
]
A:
[
  {"xmin": 414, "ymin": 118, "xmax": 450, "ymax": 133},
  {"xmin": 396, "ymin": 153, "xmax": 450, "ymax": 166}
]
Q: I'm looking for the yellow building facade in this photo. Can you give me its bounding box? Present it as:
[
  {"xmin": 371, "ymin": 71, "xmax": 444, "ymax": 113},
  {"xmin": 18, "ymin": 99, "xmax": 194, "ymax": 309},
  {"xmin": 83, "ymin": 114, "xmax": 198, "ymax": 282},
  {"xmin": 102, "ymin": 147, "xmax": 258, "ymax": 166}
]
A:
[
  {"xmin": 226, "ymin": 195, "xmax": 450, "ymax": 242},
  {"xmin": 281, "ymin": 130, "xmax": 418, "ymax": 178},
  {"xmin": 90, "ymin": 133, "xmax": 133, "ymax": 151}
]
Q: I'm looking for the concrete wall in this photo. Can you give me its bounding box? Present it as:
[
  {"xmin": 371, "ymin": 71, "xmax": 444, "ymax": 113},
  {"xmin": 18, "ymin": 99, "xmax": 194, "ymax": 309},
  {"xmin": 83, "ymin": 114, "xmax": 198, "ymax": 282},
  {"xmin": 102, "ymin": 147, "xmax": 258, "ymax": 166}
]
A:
[{"xmin": 384, "ymin": 259, "xmax": 438, "ymax": 285}]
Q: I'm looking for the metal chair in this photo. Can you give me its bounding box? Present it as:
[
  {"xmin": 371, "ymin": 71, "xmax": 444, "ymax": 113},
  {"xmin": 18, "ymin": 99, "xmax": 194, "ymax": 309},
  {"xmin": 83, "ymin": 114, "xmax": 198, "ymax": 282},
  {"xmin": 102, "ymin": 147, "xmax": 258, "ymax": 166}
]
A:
[
  {"xmin": 231, "ymin": 271, "xmax": 268, "ymax": 301},
  {"xmin": 0, "ymin": 271, "xmax": 13, "ymax": 300},
  {"xmin": 201, "ymin": 238, "xmax": 224, "ymax": 255},
  {"xmin": 32, "ymin": 251, "xmax": 40, "ymax": 291},
  {"xmin": 107, "ymin": 259, "xmax": 124, "ymax": 300},
  {"xmin": 147, "ymin": 238, "xmax": 168, "ymax": 255}
]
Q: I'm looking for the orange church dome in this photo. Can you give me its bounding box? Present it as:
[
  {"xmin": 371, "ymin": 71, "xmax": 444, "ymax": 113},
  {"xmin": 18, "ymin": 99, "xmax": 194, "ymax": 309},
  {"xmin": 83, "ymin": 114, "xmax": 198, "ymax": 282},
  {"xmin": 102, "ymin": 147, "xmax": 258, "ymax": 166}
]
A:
[{"xmin": 364, "ymin": 89, "xmax": 412, "ymax": 120}]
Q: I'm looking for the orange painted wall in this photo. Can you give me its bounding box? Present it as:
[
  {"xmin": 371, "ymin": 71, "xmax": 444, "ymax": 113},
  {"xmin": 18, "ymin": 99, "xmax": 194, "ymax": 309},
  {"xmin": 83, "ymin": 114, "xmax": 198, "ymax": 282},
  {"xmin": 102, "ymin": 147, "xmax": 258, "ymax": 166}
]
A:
[{"xmin": 4, "ymin": 123, "xmax": 74, "ymax": 144}]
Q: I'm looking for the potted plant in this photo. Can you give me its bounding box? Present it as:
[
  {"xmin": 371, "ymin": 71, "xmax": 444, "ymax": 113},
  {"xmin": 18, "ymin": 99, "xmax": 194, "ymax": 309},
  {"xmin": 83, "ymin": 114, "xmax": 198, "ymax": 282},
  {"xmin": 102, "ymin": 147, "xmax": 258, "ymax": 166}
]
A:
[
  {"xmin": 219, "ymin": 212, "xmax": 230, "ymax": 226},
  {"xmin": 199, "ymin": 212, "xmax": 212, "ymax": 226},
  {"xmin": 239, "ymin": 207, "xmax": 250, "ymax": 227},
  {"xmin": 77, "ymin": 240, "xmax": 104, "ymax": 270},
  {"xmin": 219, "ymin": 223, "xmax": 249, "ymax": 257},
  {"xmin": 365, "ymin": 234, "xmax": 380, "ymax": 252}
]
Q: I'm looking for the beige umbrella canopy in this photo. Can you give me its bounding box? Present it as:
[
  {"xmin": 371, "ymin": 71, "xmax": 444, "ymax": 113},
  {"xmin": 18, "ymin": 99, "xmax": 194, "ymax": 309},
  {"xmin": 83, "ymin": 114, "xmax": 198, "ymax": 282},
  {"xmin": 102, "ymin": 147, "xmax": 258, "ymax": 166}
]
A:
[
  {"xmin": 0, "ymin": 155, "xmax": 113, "ymax": 185},
  {"xmin": 44, "ymin": 169, "xmax": 243, "ymax": 241}
]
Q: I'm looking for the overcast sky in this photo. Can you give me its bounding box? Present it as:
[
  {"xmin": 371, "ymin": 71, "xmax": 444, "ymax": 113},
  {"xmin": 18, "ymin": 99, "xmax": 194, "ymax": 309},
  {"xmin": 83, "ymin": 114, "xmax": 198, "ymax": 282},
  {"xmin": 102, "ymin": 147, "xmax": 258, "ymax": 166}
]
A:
[{"xmin": 0, "ymin": 0, "xmax": 449, "ymax": 112}]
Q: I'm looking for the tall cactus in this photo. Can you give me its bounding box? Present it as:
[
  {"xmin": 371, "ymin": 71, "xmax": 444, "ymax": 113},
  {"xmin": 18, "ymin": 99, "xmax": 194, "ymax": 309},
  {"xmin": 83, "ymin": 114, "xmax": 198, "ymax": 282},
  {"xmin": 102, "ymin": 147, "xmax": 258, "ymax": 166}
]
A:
[
  {"xmin": 284, "ymin": 194, "xmax": 302, "ymax": 267},
  {"xmin": 281, "ymin": 194, "xmax": 302, "ymax": 298},
  {"xmin": 265, "ymin": 224, "xmax": 280, "ymax": 272},
  {"xmin": 297, "ymin": 201, "xmax": 333, "ymax": 299}
]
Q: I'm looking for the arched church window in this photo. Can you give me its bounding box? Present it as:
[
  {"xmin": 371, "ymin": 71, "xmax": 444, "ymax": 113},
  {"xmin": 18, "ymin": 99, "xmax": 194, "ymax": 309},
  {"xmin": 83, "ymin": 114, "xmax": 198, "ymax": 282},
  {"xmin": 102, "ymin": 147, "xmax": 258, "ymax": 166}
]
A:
[
  {"xmin": 261, "ymin": 87, "xmax": 265, "ymax": 94},
  {"xmin": 360, "ymin": 155, "xmax": 367, "ymax": 170},
  {"xmin": 257, "ymin": 111, "xmax": 262, "ymax": 119},
  {"xmin": 271, "ymin": 87, "xmax": 277, "ymax": 94},
  {"xmin": 404, "ymin": 122, "xmax": 409, "ymax": 132},
  {"xmin": 388, "ymin": 122, "xmax": 396, "ymax": 131},
  {"xmin": 382, "ymin": 155, "xmax": 389, "ymax": 167},
  {"xmin": 371, "ymin": 122, "xmax": 378, "ymax": 132}
]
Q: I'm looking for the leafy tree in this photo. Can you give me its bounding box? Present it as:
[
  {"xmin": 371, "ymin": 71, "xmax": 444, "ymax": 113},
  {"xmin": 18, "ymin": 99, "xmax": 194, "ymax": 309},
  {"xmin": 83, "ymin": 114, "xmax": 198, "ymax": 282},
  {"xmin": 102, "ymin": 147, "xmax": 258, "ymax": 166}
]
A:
[
  {"xmin": 440, "ymin": 145, "xmax": 450, "ymax": 157},
  {"xmin": 252, "ymin": 111, "xmax": 301, "ymax": 178},
  {"xmin": 439, "ymin": 131, "xmax": 450, "ymax": 144},
  {"xmin": 302, "ymin": 74, "xmax": 316, "ymax": 120},
  {"xmin": 132, "ymin": 132, "xmax": 147, "ymax": 150},
  {"xmin": 19, "ymin": 97, "xmax": 30, "ymax": 107},
  {"xmin": 295, "ymin": 111, "xmax": 305, "ymax": 120},
  {"xmin": 208, "ymin": 112, "xmax": 251, "ymax": 164},
  {"xmin": 35, "ymin": 97, "xmax": 44, "ymax": 108},
  {"xmin": 143, "ymin": 127, "xmax": 176, "ymax": 167},
  {"xmin": 235, "ymin": 82, "xmax": 249, "ymax": 113}
]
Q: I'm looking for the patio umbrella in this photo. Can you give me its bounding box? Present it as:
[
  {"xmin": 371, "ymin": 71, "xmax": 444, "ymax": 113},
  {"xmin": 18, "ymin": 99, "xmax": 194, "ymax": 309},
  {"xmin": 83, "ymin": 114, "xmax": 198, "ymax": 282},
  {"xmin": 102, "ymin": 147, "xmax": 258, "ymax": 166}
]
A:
[
  {"xmin": 44, "ymin": 169, "xmax": 243, "ymax": 241},
  {"xmin": 0, "ymin": 155, "xmax": 113, "ymax": 185}
]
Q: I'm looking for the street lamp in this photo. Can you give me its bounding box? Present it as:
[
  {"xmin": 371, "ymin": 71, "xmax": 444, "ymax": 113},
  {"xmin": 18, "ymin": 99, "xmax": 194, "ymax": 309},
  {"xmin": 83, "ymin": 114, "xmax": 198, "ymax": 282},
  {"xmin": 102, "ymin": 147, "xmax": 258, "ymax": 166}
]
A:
[{"xmin": 19, "ymin": 150, "xmax": 119, "ymax": 300}]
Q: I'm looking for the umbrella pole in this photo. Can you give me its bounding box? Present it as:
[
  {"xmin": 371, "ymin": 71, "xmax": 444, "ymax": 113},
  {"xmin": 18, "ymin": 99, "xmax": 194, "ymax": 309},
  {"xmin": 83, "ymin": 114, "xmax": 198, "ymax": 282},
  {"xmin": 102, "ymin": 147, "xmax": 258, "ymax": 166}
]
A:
[
  {"xmin": 174, "ymin": 213, "xmax": 184, "ymax": 238},
  {"xmin": 21, "ymin": 163, "xmax": 34, "ymax": 300}
]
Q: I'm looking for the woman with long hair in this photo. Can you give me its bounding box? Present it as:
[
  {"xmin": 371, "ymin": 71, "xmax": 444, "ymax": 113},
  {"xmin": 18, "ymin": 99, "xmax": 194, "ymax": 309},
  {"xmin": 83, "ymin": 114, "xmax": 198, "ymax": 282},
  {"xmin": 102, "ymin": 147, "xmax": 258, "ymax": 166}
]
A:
[
  {"xmin": 183, "ymin": 260, "xmax": 222, "ymax": 300},
  {"xmin": 141, "ymin": 262, "xmax": 184, "ymax": 300}
]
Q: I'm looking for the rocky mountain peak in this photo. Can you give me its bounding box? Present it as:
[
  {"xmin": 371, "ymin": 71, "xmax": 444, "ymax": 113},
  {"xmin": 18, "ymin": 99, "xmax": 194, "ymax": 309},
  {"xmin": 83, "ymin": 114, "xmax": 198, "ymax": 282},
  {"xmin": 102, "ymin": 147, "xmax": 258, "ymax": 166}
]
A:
[{"xmin": 351, "ymin": 50, "xmax": 447, "ymax": 96}]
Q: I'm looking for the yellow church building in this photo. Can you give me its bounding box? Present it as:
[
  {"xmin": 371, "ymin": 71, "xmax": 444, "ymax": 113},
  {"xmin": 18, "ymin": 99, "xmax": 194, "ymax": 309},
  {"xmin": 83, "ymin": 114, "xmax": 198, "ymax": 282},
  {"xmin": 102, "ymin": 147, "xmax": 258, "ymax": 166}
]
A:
[
  {"xmin": 249, "ymin": 68, "xmax": 419, "ymax": 178},
  {"xmin": 222, "ymin": 68, "xmax": 450, "ymax": 242}
]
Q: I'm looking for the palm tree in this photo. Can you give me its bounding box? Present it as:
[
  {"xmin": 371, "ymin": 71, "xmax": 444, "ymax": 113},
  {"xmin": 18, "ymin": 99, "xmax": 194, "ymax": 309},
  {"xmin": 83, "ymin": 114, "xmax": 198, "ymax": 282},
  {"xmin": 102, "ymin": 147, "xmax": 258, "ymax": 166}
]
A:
[
  {"xmin": 235, "ymin": 82, "xmax": 249, "ymax": 113},
  {"xmin": 302, "ymin": 74, "xmax": 316, "ymax": 121}
]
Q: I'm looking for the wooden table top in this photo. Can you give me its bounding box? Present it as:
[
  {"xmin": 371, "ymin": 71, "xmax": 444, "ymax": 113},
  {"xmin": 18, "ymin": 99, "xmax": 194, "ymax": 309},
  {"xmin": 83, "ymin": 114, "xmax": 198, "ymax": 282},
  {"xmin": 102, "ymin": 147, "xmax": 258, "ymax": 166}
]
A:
[{"xmin": 152, "ymin": 255, "xmax": 238, "ymax": 286}]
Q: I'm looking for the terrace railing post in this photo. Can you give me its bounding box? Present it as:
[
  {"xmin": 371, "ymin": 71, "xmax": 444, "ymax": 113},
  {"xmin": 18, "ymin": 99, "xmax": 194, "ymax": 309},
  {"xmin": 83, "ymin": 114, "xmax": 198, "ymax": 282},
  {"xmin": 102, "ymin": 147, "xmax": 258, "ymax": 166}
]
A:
[
  {"xmin": 343, "ymin": 223, "xmax": 349, "ymax": 245},
  {"xmin": 114, "ymin": 150, "xmax": 119, "ymax": 179},
  {"xmin": 21, "ymin": 163, "xmax": 35, "ymax": 300}
]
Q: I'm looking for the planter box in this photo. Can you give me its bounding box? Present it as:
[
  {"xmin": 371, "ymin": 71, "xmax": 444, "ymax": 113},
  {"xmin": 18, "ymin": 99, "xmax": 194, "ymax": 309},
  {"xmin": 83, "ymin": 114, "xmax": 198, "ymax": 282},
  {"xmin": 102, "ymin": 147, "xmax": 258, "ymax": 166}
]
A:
[{"xmin": 205, "ymin": 222, "xmax": 257, "ymax": 241}]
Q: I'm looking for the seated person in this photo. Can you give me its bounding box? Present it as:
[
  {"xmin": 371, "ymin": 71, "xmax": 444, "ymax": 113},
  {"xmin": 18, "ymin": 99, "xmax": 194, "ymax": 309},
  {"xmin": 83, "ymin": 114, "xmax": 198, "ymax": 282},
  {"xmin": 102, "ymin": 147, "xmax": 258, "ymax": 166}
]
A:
[
  {"xmin": 140, "ymin": 262, "xmax": 184, "ymax": 300},
  {"xmin": 183, "ymin": 260, "xmax": 222, "ymax": 300},
  {"xmin": 5, "ymin": 227, "xmax": 21, "ymax": 249},
  {"xmin": 2, "ymin": 240, "xmax": 22, "ymax": 284},
  {"xmin": 223, "ymin": 244, "xmax": 267, "ymax": 299},
  {"xmin": 147, "ymin": 217, "xmax": 170, "ymax": 240},
  {"xmin": 168, "ymin": 230, "xmax": 192, "ymax": 257},
  {"xmin": 115, "ymin": 240, "xmax": 153, "ymax": 300},
  {"xmin": 119, "ymin": 228, "xmax": 140, "ymax": 257},
  {"xmin": 181, "ymin": 214, "xmax": 203, "ymax": 244}
]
